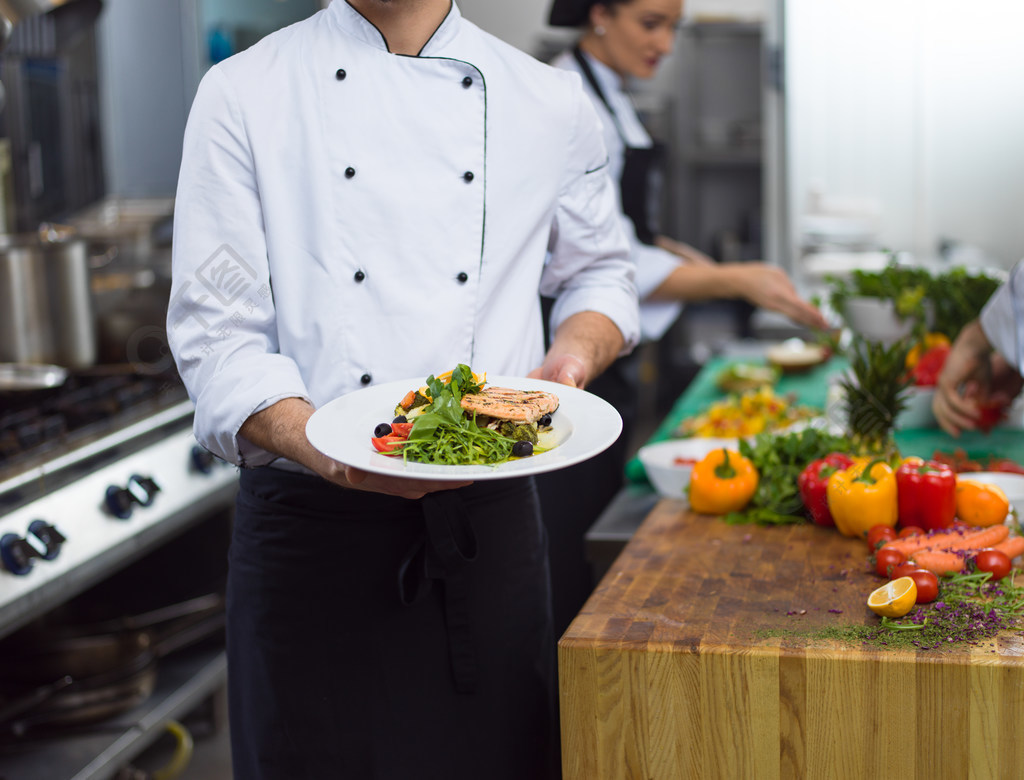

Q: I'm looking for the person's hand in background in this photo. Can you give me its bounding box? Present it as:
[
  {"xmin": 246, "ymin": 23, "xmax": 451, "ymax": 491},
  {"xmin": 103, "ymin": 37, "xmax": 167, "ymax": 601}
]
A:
[{"xmin": 932, "ymin": 319, "xmax": 1020, "ymax": 436}]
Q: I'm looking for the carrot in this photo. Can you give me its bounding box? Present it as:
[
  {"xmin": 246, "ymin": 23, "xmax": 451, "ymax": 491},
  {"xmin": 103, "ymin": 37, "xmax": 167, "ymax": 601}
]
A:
[
  {"xmin": 992, "ymin": 536, "xmax": 1024, "ymax": 561},
  {"xmin": 399, "ymin": 390, "xmax": 417, "ymax": 410},
  {"xmin": 885, "ymin": 524, "xmax": 1010, "ymax": 556},
  {"xmin": 909, "ymin": 549, "xmax": 968, "ymax": 576}
]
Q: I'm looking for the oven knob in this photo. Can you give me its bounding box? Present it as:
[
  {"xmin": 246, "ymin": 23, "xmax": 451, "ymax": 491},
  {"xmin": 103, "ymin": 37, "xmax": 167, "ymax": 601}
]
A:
[
  {"xmin": 105, "ymin": 485, "xmax": 135, "ymax": 519},
  {"xmin": 0, "ymin": 533, "xmax": 40, "ymax": 576},
  {"xmin": 191, "ymin": 445, "xmax": 216, "ymax": 474},
  {"xmin": 127, "ymin": 474, "xmax": 161, "ymax": 507},
  {"xmin": 27, "ymin": 520, "xmax": 66, "ymax": 561}
]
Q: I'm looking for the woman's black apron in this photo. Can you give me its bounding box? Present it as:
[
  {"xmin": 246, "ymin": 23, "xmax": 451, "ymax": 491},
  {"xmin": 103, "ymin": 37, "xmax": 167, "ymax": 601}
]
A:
[
  {"xmin": 227, "ymin": 468, "xmax": 558, "ymax": 780},
  {"xmin": 536, "ymin": 50, "xmax": 668, "ymax": 636}
]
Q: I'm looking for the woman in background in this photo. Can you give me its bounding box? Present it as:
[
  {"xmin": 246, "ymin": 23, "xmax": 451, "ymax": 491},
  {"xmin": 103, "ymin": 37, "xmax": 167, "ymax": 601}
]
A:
[{"xmin": 538, "ymin": 0, "xmax": 828, "ymax": 635}]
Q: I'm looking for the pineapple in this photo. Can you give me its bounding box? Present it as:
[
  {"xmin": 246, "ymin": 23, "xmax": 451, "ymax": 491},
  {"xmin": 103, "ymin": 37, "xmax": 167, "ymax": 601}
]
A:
[{"xmin": 838, "ymin": 337, "xmax": 913, "ymax": 455}]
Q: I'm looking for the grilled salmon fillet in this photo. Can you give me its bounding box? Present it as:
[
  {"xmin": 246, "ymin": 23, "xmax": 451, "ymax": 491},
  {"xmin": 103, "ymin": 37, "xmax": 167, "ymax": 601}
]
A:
[{"xmin": 460, "ymin": 386, "xmax": 559, "ymax": 423}]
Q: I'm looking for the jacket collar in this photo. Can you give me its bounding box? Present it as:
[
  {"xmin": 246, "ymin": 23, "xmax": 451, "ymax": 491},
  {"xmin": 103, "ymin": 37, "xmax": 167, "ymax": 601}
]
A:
[{"xmin": 328, "ymin": 0, "xmax": 461, "ymax": 55}]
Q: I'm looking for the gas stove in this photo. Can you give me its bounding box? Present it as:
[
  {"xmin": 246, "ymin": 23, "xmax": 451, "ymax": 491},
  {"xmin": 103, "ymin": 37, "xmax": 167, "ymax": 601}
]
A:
[{"xmin": 0, "ymin": 372, "xmax": 238, "ymax": 642}]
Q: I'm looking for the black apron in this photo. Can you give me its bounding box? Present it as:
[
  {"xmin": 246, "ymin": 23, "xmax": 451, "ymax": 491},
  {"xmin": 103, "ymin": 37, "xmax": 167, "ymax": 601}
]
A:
[
  {"xmin": 227, "ymin": 468, "xmax": 558, "ymax": 780},
  {"xmin": 572, "ymin": 46, "xmax": 664, "ymax": 246}
]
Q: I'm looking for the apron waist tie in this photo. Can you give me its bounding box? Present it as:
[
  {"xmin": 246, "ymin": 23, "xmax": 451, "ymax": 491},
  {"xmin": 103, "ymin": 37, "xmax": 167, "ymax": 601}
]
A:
[{"xmin": 397, "ymin": 491, "xmax": 479, "ymax": 694}]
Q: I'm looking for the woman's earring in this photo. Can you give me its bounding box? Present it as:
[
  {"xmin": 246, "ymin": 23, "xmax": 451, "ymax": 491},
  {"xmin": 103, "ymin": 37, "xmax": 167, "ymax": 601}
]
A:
[{"xmin": 594, "ymin": 25, "xmax": 606, "ymax": 36}]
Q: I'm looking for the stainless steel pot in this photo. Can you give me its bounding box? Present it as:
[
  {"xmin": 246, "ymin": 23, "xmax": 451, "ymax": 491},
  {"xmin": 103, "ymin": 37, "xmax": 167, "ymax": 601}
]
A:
[{"xmin": 0, "ymin": 226, "xmax": 97, "ymax": 368}]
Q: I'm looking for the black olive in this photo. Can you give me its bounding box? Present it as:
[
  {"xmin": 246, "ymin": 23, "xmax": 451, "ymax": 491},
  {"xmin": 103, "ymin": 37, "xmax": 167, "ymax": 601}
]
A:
[
  {"xmin": 538, "ymin": 414, "xmax": 552, "ymax": 427},
  {"xmin": 374, "ymin": 423, "xmax": 392, "ymax": 437},
  {"xmin": 511, "ymin": 440, "xmax": 534, "ymax": 458},
  {"xmin": 392, "ymin": 415, "xmax": 408, "ymax": 424}
]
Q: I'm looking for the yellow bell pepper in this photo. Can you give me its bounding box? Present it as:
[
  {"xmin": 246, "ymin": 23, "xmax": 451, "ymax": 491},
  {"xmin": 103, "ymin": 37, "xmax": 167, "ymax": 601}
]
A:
[
  {"xmin": 688, "ymin": 448, "xmax": 759, "ymax": 514},
  {"xmin": 825, "ymin": 458, "xmax": 898, "ymax": 538}
]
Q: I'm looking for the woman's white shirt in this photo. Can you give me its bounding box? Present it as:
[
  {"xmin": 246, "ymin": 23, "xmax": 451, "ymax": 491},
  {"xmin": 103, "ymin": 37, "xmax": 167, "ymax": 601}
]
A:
[
  {"xmin": 551, "ymin": 48, "xmax": 683, "ymax": 343},
  {"xmin": 168, "ymin": 1, "xmax": 638, "ymax": 466}
]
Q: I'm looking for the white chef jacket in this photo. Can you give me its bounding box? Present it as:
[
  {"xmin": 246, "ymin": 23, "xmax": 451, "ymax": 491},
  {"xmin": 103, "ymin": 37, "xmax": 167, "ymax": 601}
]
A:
[
  {"xmin": 551, "ymin": 49, "xmax": 683, "ymax": 343},
  {"xmin": 980, "ymin": 260, "xmax": 1024, "ymax": 373},
  {"xmin": 168, "ymin": 0, "xmax": 639, "ymax": 467}
]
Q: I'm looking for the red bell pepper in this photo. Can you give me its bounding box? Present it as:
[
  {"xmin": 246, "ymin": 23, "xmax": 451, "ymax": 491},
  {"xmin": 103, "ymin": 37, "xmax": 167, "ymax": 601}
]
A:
[
  {"xmin": 895, "ymin": 457, "xmax": 956, "ymax": 531},
  {"xmin": 798, "ymin": 452, "xmax": 855, "ymax": 527},
  {"xmin": 910, "ymin": 345, "xmax": 950, "ymax": 387}
]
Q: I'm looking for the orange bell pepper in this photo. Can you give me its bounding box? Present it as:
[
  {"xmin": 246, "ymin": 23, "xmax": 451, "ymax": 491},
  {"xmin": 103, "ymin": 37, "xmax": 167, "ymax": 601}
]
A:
[{"xmin": 688, "ymin": 448, "xmax": 758, "ymax": 514}]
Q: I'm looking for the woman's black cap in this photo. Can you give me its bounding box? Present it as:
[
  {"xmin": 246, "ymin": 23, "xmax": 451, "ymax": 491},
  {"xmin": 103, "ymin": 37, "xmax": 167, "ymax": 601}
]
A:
[{"xmin": 548, "ymin": 0, "xmax": 598, "ymax": 27}]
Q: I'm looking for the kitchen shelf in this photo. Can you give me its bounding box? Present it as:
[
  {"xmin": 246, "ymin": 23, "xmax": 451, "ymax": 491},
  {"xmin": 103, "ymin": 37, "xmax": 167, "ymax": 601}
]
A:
[{"xmin": 0, "ymin": 644, "xmax": 227, "ymax": 780}]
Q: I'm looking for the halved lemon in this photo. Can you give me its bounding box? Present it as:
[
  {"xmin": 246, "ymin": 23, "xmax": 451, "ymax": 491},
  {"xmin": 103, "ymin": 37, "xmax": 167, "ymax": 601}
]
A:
[{"xmin": 867, "ymin": 576, "xmax": 918, "ymax": 618}]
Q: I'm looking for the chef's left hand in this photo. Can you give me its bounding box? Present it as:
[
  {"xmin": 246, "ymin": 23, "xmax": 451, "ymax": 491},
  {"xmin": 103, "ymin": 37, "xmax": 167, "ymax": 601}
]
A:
[{"xmin": 529, "ymin": 353, "xmax": 588, "ymax": 388}]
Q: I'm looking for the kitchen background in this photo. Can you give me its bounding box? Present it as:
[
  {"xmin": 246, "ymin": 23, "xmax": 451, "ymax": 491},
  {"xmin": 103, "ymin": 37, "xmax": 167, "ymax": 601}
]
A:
[{"xmin": 0, "ymin": 0, "xmax": 1022, "ymax": 777}]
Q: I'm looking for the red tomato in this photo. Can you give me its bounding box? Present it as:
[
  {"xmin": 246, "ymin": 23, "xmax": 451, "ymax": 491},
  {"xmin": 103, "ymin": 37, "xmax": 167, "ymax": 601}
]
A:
[
  {"xmin": 974, "ymin": 549, "xmax": 1012, "ymax": 580},
  {"xmin": 898, "ymin": 526, "xmax": 924, "ymax": 538},
  {"xmin": 906, "ymin": 569, "xmax": 939, "ymax": 603},
  {"xmin": 874, "ymin": 547, "xmax": 907, "ymax": 578},
  {"xmin": 866, "ymin": 525, "xmax": 898, "ymax": 550},
  {"xmin": 891, "ymin": 562, "xmax": 923, "ymax": 579},
  {"xmin": 370, "ymin": 435, "xmax": 406, "ymax": 453},
  {"xmin": 977, "ymin": 401, "xmax": 1006, "ymax": 434},
  {"xmin": 390, "ymin": 422, "xmax": 414, "ymax": 437}
]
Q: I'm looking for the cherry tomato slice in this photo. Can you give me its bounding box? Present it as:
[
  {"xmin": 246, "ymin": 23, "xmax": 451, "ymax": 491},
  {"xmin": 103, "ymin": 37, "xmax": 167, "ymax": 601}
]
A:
[
  {"xmin": 371, "ymin": 435, "xmax": 406, "ymax": 453},
  {"xmin": 390, "ymin": 422, "xmax": 414, "ymax": 437},
  {"xmin": 974, "ymin": 549, "xmax": 1012, "ymax": 580}
]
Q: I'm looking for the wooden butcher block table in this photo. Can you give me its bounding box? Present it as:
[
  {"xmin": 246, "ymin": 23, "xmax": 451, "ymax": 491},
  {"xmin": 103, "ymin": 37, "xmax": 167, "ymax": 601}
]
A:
[{"xmin": 558, "ymin": 500, "xmax": 1024, "ymax": 780}]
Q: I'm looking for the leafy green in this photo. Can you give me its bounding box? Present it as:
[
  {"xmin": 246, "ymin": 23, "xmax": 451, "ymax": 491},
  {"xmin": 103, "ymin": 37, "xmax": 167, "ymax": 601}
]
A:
[
  {"xmin": 401, "ymin": 365, "xmax": 515, "ymax": 466},
  {"xmin": 827, "ymin": 259, "xmax": 1002, "ymax": 341},
  {"xmin": 725, "ymin": 427, "xmax": 854, "ymax": 525}
]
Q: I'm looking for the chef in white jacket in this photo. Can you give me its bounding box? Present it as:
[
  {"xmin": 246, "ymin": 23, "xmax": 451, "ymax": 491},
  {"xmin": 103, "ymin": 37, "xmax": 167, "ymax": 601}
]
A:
[{"xmin": 166, "ymin": 1, "xmax": 638, "ymax": 777}]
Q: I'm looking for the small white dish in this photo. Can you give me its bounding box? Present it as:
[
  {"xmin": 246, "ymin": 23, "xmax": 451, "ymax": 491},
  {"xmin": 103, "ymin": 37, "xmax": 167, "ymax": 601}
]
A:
[
  {"xmin": 765, "ymin": 339, "xmax": 828, "ymax": 373},
  {"xmin": 841, "ymin": 296, "xmax": 933, "ymax": 346},
  {"xmin": 637, "ymin": 438, "xmax": 741, "ymax": 500}
]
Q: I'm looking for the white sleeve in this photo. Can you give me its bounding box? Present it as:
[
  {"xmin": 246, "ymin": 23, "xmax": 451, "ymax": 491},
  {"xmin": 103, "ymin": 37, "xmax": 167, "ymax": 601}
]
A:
[
  {"xmin": 541, "ymin": 79, "xmax": 640, "ymax": 354},
  {"xmin": 979, "ymin": 260, "xmax": 1024, "ymax": 373},
  {"xmin": 167, "ymin": 66, "xmax": 310, "ymax": 466}
]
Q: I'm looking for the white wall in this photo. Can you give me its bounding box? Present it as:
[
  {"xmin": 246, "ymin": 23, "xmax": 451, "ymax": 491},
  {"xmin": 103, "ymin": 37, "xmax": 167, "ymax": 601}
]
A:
[{"xmin": 787, "ymin": 0, "xmax": 1024, "ymax": 270}]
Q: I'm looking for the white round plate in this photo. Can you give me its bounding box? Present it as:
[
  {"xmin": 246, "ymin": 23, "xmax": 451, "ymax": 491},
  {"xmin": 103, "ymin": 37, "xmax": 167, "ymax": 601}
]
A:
[{"xmin": 305, "ymin": 375, "xmax": 622, "ymax": 481}]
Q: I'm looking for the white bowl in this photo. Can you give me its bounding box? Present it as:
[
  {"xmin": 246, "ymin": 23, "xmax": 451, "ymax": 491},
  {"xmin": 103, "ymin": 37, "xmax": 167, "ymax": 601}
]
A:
[
  {"xmin": 637, "ymin": 438, "xmax": 741, "ymax": 499},
  {"xmin": 896, "ymin": 386, "xmax": 937, "ymax": 429},
  {"xmin": 766, "ymin": 339, "xmax": 828, "ymax": 373},
  {"xmin": 841, "ymin": 296, "xmax": 933, "ymax": 346},
  {"xmin": 956, "ymin": 472, "xmax": 1024, "ymax": 515}
]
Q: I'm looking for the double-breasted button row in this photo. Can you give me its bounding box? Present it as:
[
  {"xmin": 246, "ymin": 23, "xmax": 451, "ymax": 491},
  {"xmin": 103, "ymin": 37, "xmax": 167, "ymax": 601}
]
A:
[{"xmin": 334, "ymin": 68, "xmax": 474, "ymax": 90}]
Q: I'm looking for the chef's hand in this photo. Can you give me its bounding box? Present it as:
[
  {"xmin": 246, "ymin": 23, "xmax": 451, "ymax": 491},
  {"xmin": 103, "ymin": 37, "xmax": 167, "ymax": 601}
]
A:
[
  {"xmin": 529, "ymin": 311, "xmax": 625, "ymax": 389},
  {"xmin": 933, "ymin": 319, "xmax": 995, "ymax": 436},
  {"xmin": 239, "ymin": 398, "xmax": 471, "ymax": 499},
  {"xmin": 736, "ymin": 264, "xmax": 830, "ymax": 331},
  {"xmin": 529, "ymin": 353, "xmax": 587, "ymax": 388}
]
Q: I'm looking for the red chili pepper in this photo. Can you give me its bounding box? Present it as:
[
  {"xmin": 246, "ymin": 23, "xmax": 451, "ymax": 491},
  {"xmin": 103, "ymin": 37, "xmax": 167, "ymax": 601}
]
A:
[
  {"xmin": 895, "ymin": 456, "xmax": 957, "ymax": 531},
  {"xmin": 910, "ymin": 345, "xmax": 950, "ymax": 387},
  {"xmin": 797, "ymin": 452, "xmax": 855, "ymax": 527}
]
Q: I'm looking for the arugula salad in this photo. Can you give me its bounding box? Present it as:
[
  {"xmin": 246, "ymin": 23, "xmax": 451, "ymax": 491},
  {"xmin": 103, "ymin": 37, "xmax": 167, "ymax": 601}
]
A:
[{"xmin": 368, "ymin": 365, "xmax": 558, "ymax": 466}]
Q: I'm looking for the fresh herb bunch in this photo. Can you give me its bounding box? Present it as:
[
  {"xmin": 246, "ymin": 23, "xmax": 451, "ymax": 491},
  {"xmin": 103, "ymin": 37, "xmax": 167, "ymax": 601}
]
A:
[
  {"xmin": 827, "ymin": 259, "xmax": 1003, "ymax": 341},
  {"xmin": 401, "ymin": 365, "xmax": 514, "ymax": 465},
  {"xmin": 929, "ymin": 267, "xmax": 1002, "ymax": 341},
  {"xmin": 839, "ymin": 337, "xmax": 912, "ymax": 455},
  {"xmin": 724, "ymin": 427, "xmax": 855, "ymax": 525}
]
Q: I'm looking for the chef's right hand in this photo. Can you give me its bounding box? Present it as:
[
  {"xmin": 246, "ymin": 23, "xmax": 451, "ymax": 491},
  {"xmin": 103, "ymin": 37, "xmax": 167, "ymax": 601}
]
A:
[
  {"xmin": 933, "ymin": 319, "xmax": 994, "ymax": 436},
  {"xmin": 240, "ymin": 397, "xmax": 471, "ymax": 499},
  {"xmin": 738, "ymin": 264, "xmax": 829, "ymax": 331}
]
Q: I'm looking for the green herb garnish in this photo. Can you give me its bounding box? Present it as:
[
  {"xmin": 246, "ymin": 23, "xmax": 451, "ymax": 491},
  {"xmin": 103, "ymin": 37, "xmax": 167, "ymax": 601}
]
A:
[{"xmin": 400, "ymin": 364, "xmax": 516, "ymax": 466}]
